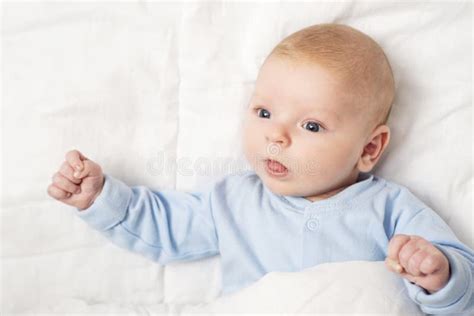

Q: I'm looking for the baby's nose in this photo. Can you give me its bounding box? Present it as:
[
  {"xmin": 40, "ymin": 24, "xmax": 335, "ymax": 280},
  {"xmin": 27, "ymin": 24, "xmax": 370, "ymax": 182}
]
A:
[{"xmin": 265, "ymin": 130, "xmax": 290, "ymax": 147}]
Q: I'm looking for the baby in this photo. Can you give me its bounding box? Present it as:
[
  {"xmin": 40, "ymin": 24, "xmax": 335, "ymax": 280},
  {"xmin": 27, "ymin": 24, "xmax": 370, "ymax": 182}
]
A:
[{"xmin": 47, "ymin": 24, "xmax": 473, "ymax": 314}]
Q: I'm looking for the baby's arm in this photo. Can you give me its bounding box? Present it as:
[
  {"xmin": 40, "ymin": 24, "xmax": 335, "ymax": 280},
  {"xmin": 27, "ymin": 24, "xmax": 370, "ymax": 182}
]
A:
[
  {"xmin": 386, "ymin": 206, "xmax": 473, "ymax": 314},
  {"xmin": 49, "ymin": 151, "xmax": 220, "ymax": 264},
  {"xmin": 75, "ymin": 173, "xmax": 220, "ymax": 264}
]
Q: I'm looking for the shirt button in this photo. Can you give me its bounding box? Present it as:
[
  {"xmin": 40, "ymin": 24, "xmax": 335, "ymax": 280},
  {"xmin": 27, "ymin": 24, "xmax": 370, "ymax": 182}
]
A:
[{"xmin": 306, "ymin": 218, "xmax": 319, "ymax": 231}]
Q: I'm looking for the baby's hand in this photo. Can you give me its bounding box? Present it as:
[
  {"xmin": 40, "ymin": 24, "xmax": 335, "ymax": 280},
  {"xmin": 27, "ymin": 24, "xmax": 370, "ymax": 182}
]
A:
[
  {"xmin": 385, "ymin": 234, "xmax": 450, "ymax": 294},
  {"xmin": 47, "ymin": 149, "xmax": 105, "ymax": 211}
]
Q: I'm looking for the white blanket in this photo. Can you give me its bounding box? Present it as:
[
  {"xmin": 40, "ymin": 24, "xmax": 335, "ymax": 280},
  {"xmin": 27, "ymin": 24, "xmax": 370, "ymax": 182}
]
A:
[
  {"xmin": 31, "ymin": 261, "xmax": 424, "ymax": 315},
  {"xmin": 2, "ymin": 0, "xmax": 472, "ymax": 314}
]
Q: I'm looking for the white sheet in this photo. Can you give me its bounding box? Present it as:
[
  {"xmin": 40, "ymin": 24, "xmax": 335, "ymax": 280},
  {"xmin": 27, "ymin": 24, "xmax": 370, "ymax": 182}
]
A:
[{"xmin": 2, "ymin": 0, "xmax": 472, "ymax": 314}]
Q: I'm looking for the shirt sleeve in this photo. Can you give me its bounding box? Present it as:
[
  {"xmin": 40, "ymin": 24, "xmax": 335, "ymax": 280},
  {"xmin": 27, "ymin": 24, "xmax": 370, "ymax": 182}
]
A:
[
  {"xmin": 73, "ymin": 174, "xmax": 220, "ymax": 265},
  {"xmin": 391, "ymin": 206, "xmax": 473, "ymax": 315}
]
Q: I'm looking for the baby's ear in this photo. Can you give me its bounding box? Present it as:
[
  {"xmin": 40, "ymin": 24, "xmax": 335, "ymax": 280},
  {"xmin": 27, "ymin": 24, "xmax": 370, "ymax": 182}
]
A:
[{"xmin": 357, "ymin": 125, "xmax": 391, "ymax": 173}]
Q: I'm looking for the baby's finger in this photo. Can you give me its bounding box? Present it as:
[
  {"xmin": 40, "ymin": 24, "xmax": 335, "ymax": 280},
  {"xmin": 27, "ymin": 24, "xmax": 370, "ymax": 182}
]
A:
[
  {"xmin": 72, "ymin": 159, "xmax": 100, "ymax": 180},
  {"xmin": 406, "ymin": 248, "xmax": 430, "ymax": 276},
  {"xmin": 419, "ymin": 250, "xmax": 444, "ymax": 275},
  {"xmin": 59, "ymin": 161, "xmax": 82, "ymax": 184},
  {"xmin": 52, "ymin": 172, "xmax": 81, "ymax": 194},
  {"xmin": 47, "ymin": 183, "xmax": 72, "ymax": 200},
  {"xmin": 65, "ymin": 149, "xmax": 87, "ymax": 173},
  {"xmin": 387, "ymin": 234, "xmax": 411, "ymax": 261},
  {"xmin": 399, "ymin": 238, "xmax": 420, "ymax": 271},
  {"xmin": 385, "ymin": 258, "xmax": 404, "ymax": 273}
]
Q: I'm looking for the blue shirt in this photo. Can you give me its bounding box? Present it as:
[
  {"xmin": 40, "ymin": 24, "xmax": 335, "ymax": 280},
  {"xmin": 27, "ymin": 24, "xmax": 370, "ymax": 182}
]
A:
[{"xmin": 75, "ymin": 171, "xmax": 473, "ymax": 314}]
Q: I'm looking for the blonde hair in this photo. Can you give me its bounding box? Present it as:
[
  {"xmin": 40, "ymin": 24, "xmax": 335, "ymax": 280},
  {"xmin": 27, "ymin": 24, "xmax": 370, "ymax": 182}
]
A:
[{"xmin": 269, "ymin": 23, "xmax": 395, "ymax": 129}]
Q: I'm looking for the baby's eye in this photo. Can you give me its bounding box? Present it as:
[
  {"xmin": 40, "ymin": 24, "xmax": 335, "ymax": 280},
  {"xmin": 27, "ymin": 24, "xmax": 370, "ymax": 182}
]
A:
[
  {"xmin": 303, "ymin": 121, "xmax": 322, "ymax": 133},
  {"xmin": 257, "ymin": 108, "xmax": 271, "ymax": 119}
]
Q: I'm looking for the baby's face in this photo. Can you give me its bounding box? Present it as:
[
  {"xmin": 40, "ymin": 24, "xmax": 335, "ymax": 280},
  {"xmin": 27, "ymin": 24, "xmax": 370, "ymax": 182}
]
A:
[{"xmin": 242, "ymin": 55, "xmax": 371, "ymax": 200}]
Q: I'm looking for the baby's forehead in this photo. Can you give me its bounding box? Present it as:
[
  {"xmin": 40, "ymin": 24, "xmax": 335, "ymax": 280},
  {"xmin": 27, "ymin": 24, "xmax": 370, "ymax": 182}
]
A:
[{"xmin": 256, "ymin": 60, "xmax": 360, "ymax": 109}]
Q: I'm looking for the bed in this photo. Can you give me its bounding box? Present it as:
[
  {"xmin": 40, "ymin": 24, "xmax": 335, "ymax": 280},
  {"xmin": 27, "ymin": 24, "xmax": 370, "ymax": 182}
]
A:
[{"xmin": 2, "ymin": 0, "xmax": 472, "ymax": 314}]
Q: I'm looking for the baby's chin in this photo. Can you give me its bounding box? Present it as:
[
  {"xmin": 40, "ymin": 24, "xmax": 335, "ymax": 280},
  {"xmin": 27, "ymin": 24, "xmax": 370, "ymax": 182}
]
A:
[{"xmin": 258, "ymin": 172, "xmax": 310, "ymax": 198}]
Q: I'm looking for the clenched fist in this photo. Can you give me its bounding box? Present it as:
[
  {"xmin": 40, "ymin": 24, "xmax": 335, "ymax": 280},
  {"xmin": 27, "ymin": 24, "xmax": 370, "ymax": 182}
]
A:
[
  {"xmin": 47, "ymin": 149, "xmax": 105, "ymax": 211},
  {"xmin": 385, "ymin": 234, "xmax": 450, "ymax": 294}
]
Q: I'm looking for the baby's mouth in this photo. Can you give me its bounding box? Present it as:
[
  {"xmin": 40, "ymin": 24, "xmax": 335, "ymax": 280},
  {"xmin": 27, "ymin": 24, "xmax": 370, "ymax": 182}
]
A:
[{"xmin": 264, "ymin": 158, "xmax": 289, "ymax": 176}]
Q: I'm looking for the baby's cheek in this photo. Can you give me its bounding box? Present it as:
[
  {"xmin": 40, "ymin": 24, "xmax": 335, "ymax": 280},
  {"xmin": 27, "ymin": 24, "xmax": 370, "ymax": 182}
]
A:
[
  {"xmin": 319, "ymin": 143, "xmax": 356, "ymax": 169},
  {"xmin": 242, "ymin": 133, "xmax": 259, "ymax": 166},
  {"xmin": 293, "ymin": 146, "xmax": 327, "ymax": 176},
  {"xmin": 297, "ymin": 157, "xmax": 320, "ymax": 177},
  {"xmin": 296, "ymin": 154, "xmax": 342, "ymax": 188}
]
